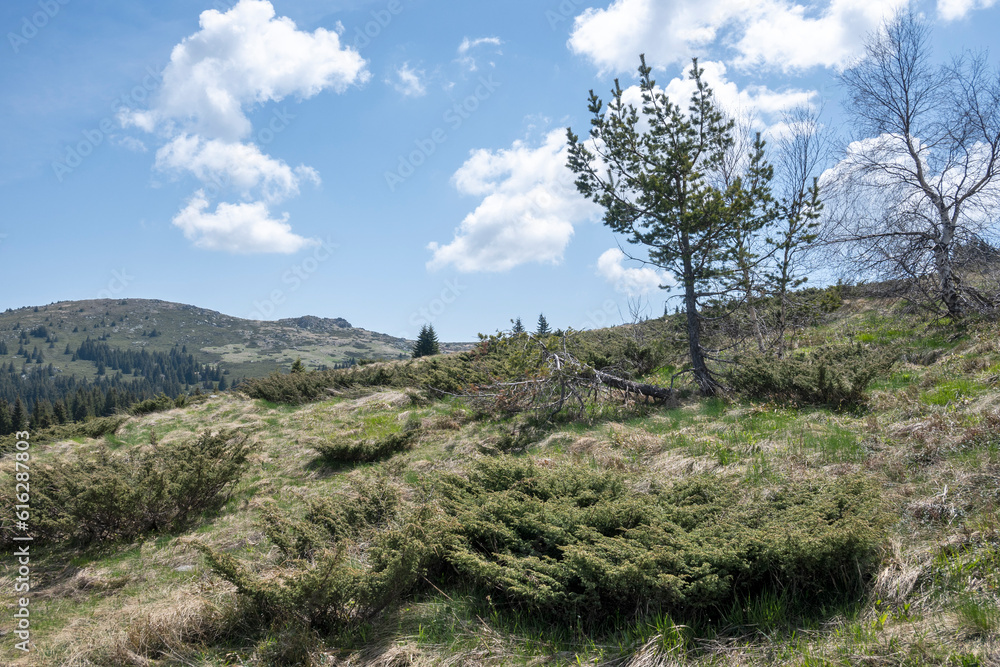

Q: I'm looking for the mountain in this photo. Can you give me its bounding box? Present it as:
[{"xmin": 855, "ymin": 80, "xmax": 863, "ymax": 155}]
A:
[{"xmin": 0, "ymin": 298, "xmax": 462, "ymax": 383}]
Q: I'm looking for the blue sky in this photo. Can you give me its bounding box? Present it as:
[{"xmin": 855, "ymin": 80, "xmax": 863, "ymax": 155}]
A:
[{"xmin": 1, "ymin": 0, "xmax": 997, "ymax": 341}]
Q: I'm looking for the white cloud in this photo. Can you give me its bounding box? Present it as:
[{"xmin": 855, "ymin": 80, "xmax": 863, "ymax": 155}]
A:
[
  {"xmin": 456, "ymin": 36, "xmax": 503, "ymax": 71},
  {"xmin": 155, "ymin": 134, "xmax": 319, "ymax": 203},
  {"xmin": 391, "ymin": 63, "xmax": 427, "ymax": 97},
  {"xmin": 122, "ymin": 0, "xmax": 363, "ymax": 253},
  {"xmin": 427, "ymin": 130, "xmax": 600, "ymax": 272},
  {"xmin": 616, "ymin": 60, "xmax": 817, "ymax": 135},
  {"xmin": 937, "ymin": 0, "xmax": 997, "ymax": 20},
  {"xmin": 734, "ymin": 0, "xmax": 908, "ymax": 70},
  {"xmin": 171, "ymin": 190, "xmax": 318, "ymax": 254},
  {"xmin": 121, "ymin": 0, "xmax": 368, "ymax": 141},
  {"xmin": 597, "ymin": 248, "xmax": 675, "ymax": 296},
  {"xmin": 568, "ymin": 0, "xmax": 906, "ymax": 73},
  {"xmin": 458, "ymin": 36, "xmax": 503, "ymax": 54},
  {"xmin": 662, "ymin": 60, "xmax": 816, "ymax": 120}
]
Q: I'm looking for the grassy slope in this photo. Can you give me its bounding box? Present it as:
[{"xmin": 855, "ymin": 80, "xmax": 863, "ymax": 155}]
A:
[
  {"xmin": 2, "ymin": 301, "xmax": 1000, "ymax": 665},
  {"xmin": 0, "ymin": 299, "xmax": 470, "ymax": 382}
]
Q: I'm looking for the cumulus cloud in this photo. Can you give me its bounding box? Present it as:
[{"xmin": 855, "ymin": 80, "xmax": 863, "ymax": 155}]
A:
[
  {"xmin": 568, "ymin": 0, "xmax": 906, "ymax": 73},
  {"xmin": 662, "ymin": 60, "xmax": 815, "ymax": 123},
  {"xmin": 734, "ymin": 0, "xmax": 908, "ymax": 70},
  {"xmin": 597, "ymin": 248, "xmax": 675, "ymax": 296},
  {"xmin": 155, "ymin": 135, "xmax": 319, "ymax": 203},
  {"xmin": 391, "ymin": 63, "xmax": 427, "ymax": 97},
  {"xmin": 172, "ymin": 190, "xmax": 318, "ymax": 254},
  {"xmin": 615, "ymin": 60, "xmax": 817, "ymax": 136},
  {"xmin": 120, "ymin": 0, "xmax": 367, "ymax": 141},
  {"xmin": 427, "ymin": 130, "xmax": 600, "ymax": 272},
  {"xmin": 122, "ymin": 0, "xmax": 366, "ymax": 253}
]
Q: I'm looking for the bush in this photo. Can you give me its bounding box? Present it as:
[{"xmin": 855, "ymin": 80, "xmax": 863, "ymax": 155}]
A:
[
  {"xmin": 239, "ymin": 370, "xmax": 339, "ymax": 404},
  {"xmin": 727, "ymin": 344, "xmax": 896, "ymax": 408},
  {"xmin": 5, "ymin": 430, "xmax": 254, "ymax": 546},
  {"xmin": 313, "ymin": 415, "xmax": 421, "ymax": 463},
  {"xmin": 436, "ymin": 457, "xmax": 888, "ymax": 626},
  {"xmin": 239, "ymin": 354, "xmax": 488, "ymax": 405},
  {"xmin": 0, "ymin": 414, "xmax": 130, "ymax": 455},
  {"xmin": 196, "ymin": 474, "xmax": 446, "ymax": 635},
  {"xmin": 129, "ymin": 393, "xmax": 177, "ymax": 416}
]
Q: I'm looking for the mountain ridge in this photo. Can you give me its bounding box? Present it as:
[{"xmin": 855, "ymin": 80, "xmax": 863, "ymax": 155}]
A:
[{"xmin": 0, "ymin": 298, "xmax": 465, "ymax": 382}]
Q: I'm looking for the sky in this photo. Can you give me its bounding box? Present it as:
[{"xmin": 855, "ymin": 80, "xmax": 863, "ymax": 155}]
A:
[{"xmin": 1, "ymin": 0, "xmax": 997, "ymax": 341}]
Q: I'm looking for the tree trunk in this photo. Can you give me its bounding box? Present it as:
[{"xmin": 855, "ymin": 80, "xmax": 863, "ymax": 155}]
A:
[
  {"xmin": 681, "ymin": 236, "xmax": 718, "ymax": 395},
  {"xmin": 933, "ymin": 212, "xmax": 963, "ymax": 319},
  {"xmin": 593, "ymin": 369, "xmax": 674, "ymax": 401}
]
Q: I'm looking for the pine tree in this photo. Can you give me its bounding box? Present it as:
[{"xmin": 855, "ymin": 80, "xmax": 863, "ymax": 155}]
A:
[
  {"xmin": 511, "ymin": 317, "xmax": 525, "ymax": 334},
  {"xmin": 11, "ymin": 397, "xmax": 27, "ymax": 431},
  {"xmin": 0, "ymin": 400, "xmax": 12, "ymax": 435},
  {"xmin": 535, "ymin": 314, "xmax": 551, "ymax": 336},
  {"xmin": 290, "ymin": 358, "xmax": 305, "ymax": 374},
  {"xmin": 412, "ymin": 324, "xmax": 440, "ymax": 358},
  {"xmin": 53, "ymin": 400, "xmax": 68, "ymax": 425}
]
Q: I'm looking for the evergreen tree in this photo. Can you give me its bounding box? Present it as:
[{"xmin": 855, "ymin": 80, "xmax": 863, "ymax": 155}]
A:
[
  {"xmin": 511, "ymin": 317, "xmax": 525, "ymax": 334},
  {"xmin": 0, "ymin": 340, "xmax": 7, "ymax": 355},
  {"xmin": 290, "ymin": 358, "xmax": 306, "ymax": 374},
  {"xmin": 0, "ymin": 400, "xmax": 12, "ymax": 435},
  {"xmin": 412, "ymin": 324, "xmax": 440, "ymax": 358},
  {"xmin": 568, "ymin": 57, "xmax": 779, "ymax": 393},
  {"xmin": 535, "ymin": 314, "xmax": 551, "ymax": 336},
  {"xmin": 11, "ymin": 397, "xmax": 27, "ymax": 431},
  {"xmin": 53, "ymin": 400, "xmax": 68, "ymax": 425}
]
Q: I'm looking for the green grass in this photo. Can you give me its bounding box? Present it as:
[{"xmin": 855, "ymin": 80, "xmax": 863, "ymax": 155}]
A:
[
  {"xmin": 923, "ymin": 379, "xmax": 980, "ymax": 406},
  {"xmin": 4, "ymin": 301, "xmax": 1000, "ymax": 666}
]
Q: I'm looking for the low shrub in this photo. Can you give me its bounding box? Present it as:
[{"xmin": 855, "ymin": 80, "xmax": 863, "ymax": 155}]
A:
[
  {"xmin": 4, "ymin": 430, "xmax": 254, "ymax": 546},
  {"xmin": 436, "ymin": 457, "xmax": 888, "ymax": 627},
  {"xmin": 239, "ymin": 353, "xmax": 492, "ymax": 405},
  {"xmin": 727, "ymin": 344, "xmax": 896, "ymax": 408},
  {"xmin": 313, "ymin": 415, "xmax": 421, "ymax": 463},
  {"xmin": 196, "ymin": 474, "xmax": 447, "ymax": 635},
  {"xmin": 0, "ymin": 414, "xmax": 129, "ymax": 455},
  {"xmin": 196, "ymin": 459, "xmax": 888, "ymax": 642},
  {"xmin": 129, "ymin": 393, "xmax": 177, "ymax": 416},
  {"xmin": 239, "ymin": 370, "xmax": 339, "ymax": 404}
]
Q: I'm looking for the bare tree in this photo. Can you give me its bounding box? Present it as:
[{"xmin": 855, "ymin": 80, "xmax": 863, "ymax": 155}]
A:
[
  {"xmin": 828, "ymin": 9, "xmax": 1000, "ymax": 318},
  {"xmin": 768, "ymin": 106, "xmax": 827, "ymax": 353}
]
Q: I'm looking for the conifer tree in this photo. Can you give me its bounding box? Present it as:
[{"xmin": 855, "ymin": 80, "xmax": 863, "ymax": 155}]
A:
[
  {"xmin": 53, "ymin": 400, "xmax": 68, "ymax": 425},
  {"xmin": 0, "ymin": 400, "xmax": 12, "ymax": 435},
  {"xmin": 11, "ymin": 397, "xmax": 27, "ymax": 431},
  {"xmin": 290, "ymin": 358, "xmax": 305, "ymax": 374},
  {"xmin": 535, "ymin": 314, "xmax": 551, "ymax": 336},
  {"xmin": 568, "ymin": 56, "xmax": 779, "ymax": 393},
  {"xmin": 412, "ymin": 324, "xmax": 440, "ymax": 358},
  {"xmin": 511, "ymin": 317, "xmax": 525, "ymax": 334}
]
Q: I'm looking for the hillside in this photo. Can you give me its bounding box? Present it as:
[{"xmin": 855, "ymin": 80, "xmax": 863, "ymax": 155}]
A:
[
  {"xmin": 0, "ymin": 298, "xmax": 468, "ymax": 383},
  {"xmin": 1, "ymin": 298, "xmax": 999, "ymax": 665}
]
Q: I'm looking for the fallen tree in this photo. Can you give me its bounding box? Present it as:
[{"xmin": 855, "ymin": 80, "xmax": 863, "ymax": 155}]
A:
[{"xmin": 464, "ymin": 333, "xmax": 674, "ymax": 419}]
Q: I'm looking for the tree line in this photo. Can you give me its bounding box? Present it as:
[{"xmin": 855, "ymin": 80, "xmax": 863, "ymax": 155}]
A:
[{"xmin": 0, "ymin": 339, "xmax": 233, "ymax": 434}]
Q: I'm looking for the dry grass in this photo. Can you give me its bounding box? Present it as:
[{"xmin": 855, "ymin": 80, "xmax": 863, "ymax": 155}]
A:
[{"xmin": 4, "ymin": 310, "xmax": 1000, "ymax": 665}]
